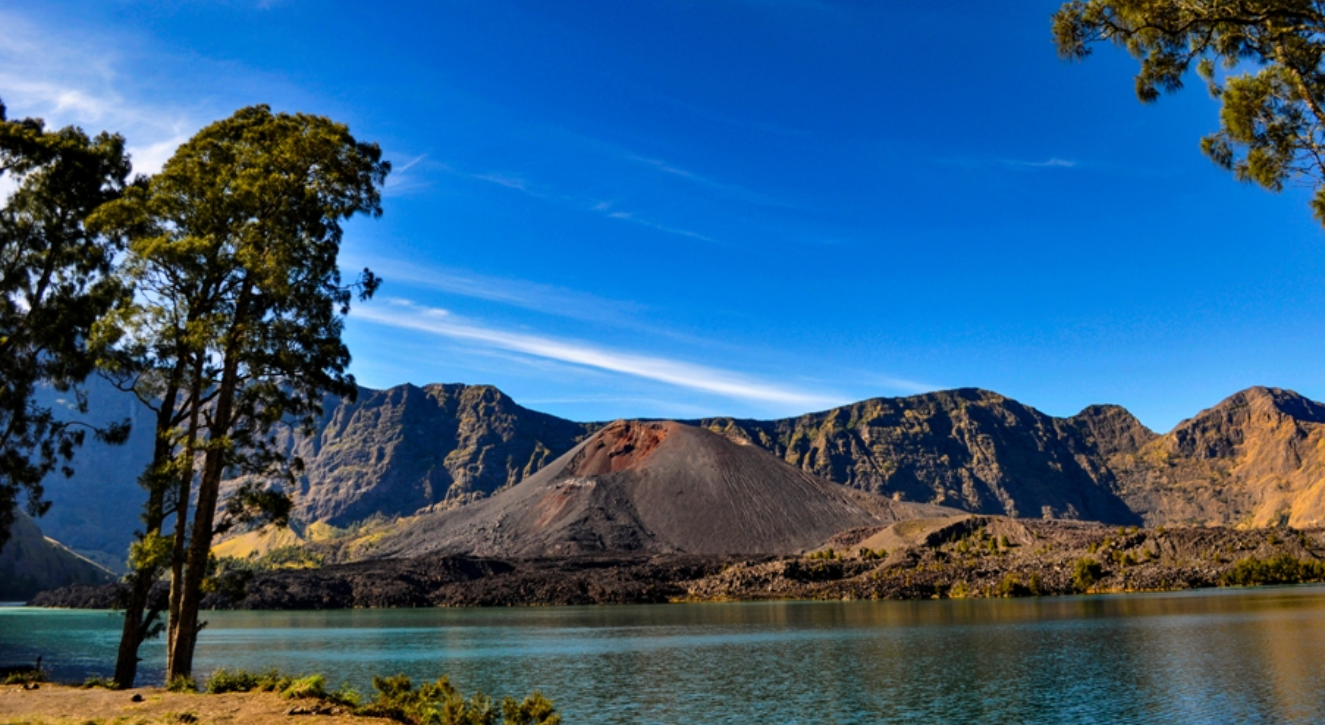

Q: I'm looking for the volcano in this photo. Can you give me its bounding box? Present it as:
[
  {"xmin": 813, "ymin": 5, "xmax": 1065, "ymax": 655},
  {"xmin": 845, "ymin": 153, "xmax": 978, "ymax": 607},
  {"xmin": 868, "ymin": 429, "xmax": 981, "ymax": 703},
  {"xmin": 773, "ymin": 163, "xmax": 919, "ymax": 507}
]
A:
[{"xmin": 370, "ymin": 420, "xmax": 958, "ymax": 558}]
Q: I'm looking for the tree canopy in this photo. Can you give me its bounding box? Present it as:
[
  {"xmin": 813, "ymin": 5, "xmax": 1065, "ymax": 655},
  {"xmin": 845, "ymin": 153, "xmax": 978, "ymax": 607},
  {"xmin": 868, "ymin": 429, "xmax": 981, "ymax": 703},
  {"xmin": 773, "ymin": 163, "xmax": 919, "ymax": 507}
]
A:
[
  {"xmin": 1054, "ymin": 0, "xmax": 1325, "ymax": 223},
  {"xmin": 91, "ymin": 104, "xmax": 387, "ymax": 686},
  {"xmin": 0, "ymin": 99, "xmax": 131, "ymax": 553}
]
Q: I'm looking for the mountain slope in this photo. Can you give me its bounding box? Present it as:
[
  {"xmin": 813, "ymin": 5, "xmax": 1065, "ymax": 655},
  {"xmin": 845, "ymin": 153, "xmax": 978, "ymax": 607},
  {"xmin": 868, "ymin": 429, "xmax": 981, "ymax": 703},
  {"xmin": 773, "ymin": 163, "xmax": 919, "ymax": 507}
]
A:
[
  {"xmin": 367, "ymin": 420, "xmax": 959, "ymax": 558},
  {"xmin": 0, "ymin": 511, "xmax": 115, "ymax": 601},
  {"xmin": 697, "ymin": 388, "xmax": 1144, "ymax": 525},
  {"xmin": 1108, "ymin": 387, "xmax": 1325, "ymax": 527}
]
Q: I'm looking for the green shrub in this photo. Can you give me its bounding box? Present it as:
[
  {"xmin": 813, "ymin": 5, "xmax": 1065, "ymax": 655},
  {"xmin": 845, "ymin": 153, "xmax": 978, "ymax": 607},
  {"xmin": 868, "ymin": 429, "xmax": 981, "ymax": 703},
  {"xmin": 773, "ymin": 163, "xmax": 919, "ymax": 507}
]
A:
[
  {"xmin": 166, "ymin": 675, "xmax": 197, "ymax": 693},
  {"xmin": 1073, "ymin": 558, "xmax": 1103, "ymax": 592},
  {"xmin": 1223, "ymin": 554, "xmax": 1325, "ymax": 587},
  {"xmin": 282, "ymin": 674, "xmax": 328, "ymax": 700},
  {"xmin": 857, "ymin": 547, "xmax": 887, "ymax": 560},
  {"xmin": 204, "ymin": 668, "xmax": 271, "ymax": 694},
  {"xmin": 358, "ymin": 674, "xmax": 560, "ymax": 725},
  {"xmin": 998, "ymin": 574, "xmax": 1031, "ymax": 597}
]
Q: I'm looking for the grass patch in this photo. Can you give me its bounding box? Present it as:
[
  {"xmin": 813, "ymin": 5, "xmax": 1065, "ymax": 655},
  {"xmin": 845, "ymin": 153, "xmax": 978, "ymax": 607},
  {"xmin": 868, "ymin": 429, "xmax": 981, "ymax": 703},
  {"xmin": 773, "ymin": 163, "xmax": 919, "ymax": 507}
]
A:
[
  {"xmin": 1, "ymin": 669, "xmax": 48, "ymax": 686},
  {"xmin": 204, "ymin": 667, "xmax": 361, "ymax": 707},
  {"xmin": 81, "ymin": 676, "xmax": 120, "ymax": 690}
]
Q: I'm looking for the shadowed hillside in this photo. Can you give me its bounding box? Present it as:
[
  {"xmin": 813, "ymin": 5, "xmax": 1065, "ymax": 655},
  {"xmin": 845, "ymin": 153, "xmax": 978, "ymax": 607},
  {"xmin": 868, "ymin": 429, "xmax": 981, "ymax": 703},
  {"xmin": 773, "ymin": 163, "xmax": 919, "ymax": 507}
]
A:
[
  {"xmin": 0, "ymin": 511, "xmax": 114, "ymax": 600},
  {"xmin": 35, "ymin": 379, "xmax": 596, "ymax": 568}
]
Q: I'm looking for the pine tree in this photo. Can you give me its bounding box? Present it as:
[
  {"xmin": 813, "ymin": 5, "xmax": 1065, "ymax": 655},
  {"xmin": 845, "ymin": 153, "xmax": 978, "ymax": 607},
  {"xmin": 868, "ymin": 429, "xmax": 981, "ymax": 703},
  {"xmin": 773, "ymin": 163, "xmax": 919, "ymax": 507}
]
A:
[{"xmin": 92, "ymin": 105, "xmax": 387, "ymax": 686}]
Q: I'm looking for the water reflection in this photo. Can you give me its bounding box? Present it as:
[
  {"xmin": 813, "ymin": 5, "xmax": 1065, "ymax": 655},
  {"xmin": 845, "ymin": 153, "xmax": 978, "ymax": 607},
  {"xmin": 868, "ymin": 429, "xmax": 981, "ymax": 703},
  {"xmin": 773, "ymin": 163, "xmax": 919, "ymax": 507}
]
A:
[{"xmin": 2, "ymin": 587, "xmax": 1325, "ymax": 724}]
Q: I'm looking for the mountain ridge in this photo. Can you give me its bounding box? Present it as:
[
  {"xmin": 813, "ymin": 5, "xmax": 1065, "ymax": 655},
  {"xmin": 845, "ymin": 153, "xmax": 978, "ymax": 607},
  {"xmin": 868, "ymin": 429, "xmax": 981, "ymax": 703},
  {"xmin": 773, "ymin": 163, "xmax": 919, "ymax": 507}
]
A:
[{"xmin": 28, "ymin": 379, "xmax": 1325, "ymax": 570}]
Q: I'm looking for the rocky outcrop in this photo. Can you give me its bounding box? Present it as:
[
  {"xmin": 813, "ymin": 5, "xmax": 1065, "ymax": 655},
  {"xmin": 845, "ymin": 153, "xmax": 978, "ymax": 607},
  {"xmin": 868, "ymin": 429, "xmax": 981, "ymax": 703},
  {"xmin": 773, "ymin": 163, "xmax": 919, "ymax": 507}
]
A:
[
  {"xmin": 1108, "ymin": 387, "xmax": 1325, "ymax": 528},
  {"xmin": 261, "ymin": 383, "xmax": 595, "ymax": 525},
  {"xmin": 34, "ymin": 519, "xmax": 1325, "ymax": 608}
]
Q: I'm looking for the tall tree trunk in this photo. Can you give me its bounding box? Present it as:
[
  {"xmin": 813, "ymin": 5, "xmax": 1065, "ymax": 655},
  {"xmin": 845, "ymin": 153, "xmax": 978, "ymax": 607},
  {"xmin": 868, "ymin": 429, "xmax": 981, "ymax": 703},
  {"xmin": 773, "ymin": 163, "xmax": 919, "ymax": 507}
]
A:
[
  {"xmin": 165, "ymin": 355, "xmax": 204, "ymax": 676},
  {"xmin": 112, "ymin": 375, "xmax": 181, "ymax": 689},
  {"xmin": 168, "ymin": 287, "xmax": 249, "ymax": 680},
  {"xmin": 166, "ymin": 371, "xmax": 235, "ymax": 680}
]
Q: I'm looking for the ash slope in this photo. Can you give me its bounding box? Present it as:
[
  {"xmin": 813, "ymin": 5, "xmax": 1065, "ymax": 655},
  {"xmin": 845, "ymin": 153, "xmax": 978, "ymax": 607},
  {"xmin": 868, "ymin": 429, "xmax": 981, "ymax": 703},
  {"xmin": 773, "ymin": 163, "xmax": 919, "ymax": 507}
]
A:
[{"xmin": 370, "ymin": 421, "xmax": 958, "ymax": 559}]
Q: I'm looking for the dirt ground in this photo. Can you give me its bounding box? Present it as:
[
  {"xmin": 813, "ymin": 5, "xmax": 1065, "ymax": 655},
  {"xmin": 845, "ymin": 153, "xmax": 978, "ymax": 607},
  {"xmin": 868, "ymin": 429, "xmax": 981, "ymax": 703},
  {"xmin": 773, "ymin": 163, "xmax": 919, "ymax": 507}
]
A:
[{"xmin": 0, "ymin": 684, "xmax": 396, "ymax": 725}]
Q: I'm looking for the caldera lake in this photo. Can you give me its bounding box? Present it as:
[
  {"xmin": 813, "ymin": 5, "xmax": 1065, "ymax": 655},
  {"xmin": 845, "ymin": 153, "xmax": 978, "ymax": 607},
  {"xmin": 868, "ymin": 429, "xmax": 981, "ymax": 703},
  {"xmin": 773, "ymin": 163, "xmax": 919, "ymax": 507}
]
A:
[{"xmin": 3, "ymin": 586, "xmax": 1325, "ymax": 724}]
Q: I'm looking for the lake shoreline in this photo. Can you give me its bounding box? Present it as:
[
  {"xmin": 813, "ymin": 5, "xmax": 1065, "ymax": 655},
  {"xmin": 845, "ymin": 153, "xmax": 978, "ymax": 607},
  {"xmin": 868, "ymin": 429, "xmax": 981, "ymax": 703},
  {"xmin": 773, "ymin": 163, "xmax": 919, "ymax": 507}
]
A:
[
  {"xmin": 6, "ymin": 588, "xmax": 1325, "ymax": 723},
  {"xmin": 29, "ymin": 517, "xmax": 1325, "ymax": 610}
]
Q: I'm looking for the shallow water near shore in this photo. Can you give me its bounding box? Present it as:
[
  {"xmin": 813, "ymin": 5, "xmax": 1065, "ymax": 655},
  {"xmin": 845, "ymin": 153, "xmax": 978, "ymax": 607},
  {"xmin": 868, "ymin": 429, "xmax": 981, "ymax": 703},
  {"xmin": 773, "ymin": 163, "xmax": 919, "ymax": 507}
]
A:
[{"xmin": 4, "ymin": 586, "xmax": 1325, "ymax": 724}]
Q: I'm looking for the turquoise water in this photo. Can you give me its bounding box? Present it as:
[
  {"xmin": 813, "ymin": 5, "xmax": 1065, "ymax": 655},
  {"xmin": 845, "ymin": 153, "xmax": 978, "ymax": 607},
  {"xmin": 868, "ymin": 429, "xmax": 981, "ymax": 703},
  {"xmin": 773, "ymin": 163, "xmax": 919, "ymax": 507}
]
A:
[{"xmin": 4, "ymin": 587, "xmax": 1325, "ymax": 724}]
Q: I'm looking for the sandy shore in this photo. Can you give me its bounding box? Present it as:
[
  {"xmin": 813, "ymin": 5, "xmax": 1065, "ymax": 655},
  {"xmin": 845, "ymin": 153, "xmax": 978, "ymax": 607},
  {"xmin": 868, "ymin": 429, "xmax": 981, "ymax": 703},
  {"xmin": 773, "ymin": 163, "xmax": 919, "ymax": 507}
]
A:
[{"xmin": 0, "ymin": 683, "xmax": 395, "ymax": 725}]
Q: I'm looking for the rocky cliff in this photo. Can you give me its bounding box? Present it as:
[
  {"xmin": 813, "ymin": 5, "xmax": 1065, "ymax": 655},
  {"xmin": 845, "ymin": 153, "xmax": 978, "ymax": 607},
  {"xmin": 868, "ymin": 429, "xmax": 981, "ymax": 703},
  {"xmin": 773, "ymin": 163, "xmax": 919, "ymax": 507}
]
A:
[
  {"xmin": 259, "ymin": 382, "xmax": 594, "ymax": 525},
  {"xmin": 1107, "ymin": 387, "xmax": 1325, "ymax": 528},
  {"xmin": 696, "ymin": 388, "xmax": 1145, "ymax": 524}
]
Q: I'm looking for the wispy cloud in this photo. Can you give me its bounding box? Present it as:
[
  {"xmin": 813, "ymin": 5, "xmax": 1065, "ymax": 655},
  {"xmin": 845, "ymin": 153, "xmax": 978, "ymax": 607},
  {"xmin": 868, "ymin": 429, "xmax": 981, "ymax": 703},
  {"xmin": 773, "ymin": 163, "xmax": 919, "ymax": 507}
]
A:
[
  {"xmin": 471, "ymin": 171, "xmax": 531, "ymax": 192},
  {"xmin": 1002, "ymin": 158, "xmax": 1077, "ymax": 169},
  {"xmin": 0, "ymin": 9, "xmax": 200, "ymax": 176},
  {"xmin": 626, "ymin": 154, "xmax": 789, "ymax": 208},
  {"xmin": 461, "ymin": 166, "xmax": 723, "ymax": 244},
  {"xmin": 382, "ymin": 153, "xmax": 431, "ymax": 197},
  {"xmin": 598, "ymin": 205, "xmax": 721, "ymax": 243},
  {"xmin": 940, "ymin": 155, "xmax": 1080, "ymax": 171},
  {"xmin": 353, "ymin": 300, "xmax": 842, "ymax": 408},
  {"xmin": 348, "ymin": 259, "xmax": 648, "ymax": 327}
]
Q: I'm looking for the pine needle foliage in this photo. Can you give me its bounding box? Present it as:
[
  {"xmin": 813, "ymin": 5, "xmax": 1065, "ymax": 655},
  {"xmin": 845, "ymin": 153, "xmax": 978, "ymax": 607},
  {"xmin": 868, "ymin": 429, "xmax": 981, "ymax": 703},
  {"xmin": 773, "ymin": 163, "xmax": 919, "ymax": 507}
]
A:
[{"xmin": 1054, "ymin": 1, "xmax": 1325, "ymax": 223}]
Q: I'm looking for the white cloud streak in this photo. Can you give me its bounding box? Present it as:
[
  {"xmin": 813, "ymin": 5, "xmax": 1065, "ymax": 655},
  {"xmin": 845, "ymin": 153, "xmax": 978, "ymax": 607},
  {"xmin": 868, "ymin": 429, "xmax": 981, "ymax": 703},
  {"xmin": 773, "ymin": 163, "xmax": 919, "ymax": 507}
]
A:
[
  {"xmin": 351, "ymin": 259, "xmax": 647, "ymax": 326},
  {"xmin": 1002, "ymin": 158, "xmax": 1077, "ymax": 169},
  {"xmin": 0, "ymin": 9, "xmax": 200, "ymax": 176},
  {"xmin": 460, "ymin": 166, "xmax": 722, "ymax": 244},
  {"xmin": 353, "ymin": 300, "xmax": 842, "ymax": 408}
]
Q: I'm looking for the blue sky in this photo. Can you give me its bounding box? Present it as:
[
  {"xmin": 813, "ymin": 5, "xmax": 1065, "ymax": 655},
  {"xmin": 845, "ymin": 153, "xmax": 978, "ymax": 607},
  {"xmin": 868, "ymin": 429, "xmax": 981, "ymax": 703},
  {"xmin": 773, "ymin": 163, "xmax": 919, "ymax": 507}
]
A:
[{"xmin": 5, "ymin": 0, "xmax": 1325, "ymax": 431}]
